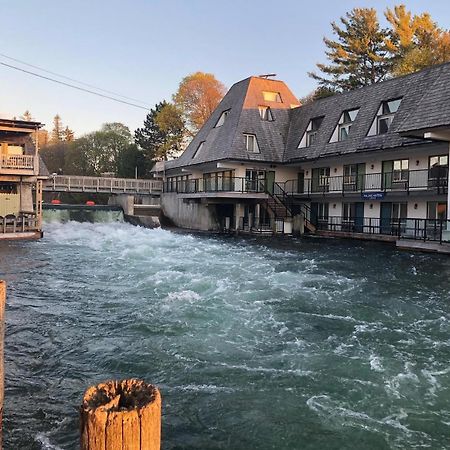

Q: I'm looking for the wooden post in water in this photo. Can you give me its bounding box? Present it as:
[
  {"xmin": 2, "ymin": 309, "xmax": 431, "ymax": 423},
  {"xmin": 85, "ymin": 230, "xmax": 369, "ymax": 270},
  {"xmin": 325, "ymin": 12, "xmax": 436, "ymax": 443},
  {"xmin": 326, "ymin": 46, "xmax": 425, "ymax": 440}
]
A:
[
  {"xmin": 80, "ymin": 379, "xmax": 161, "ymax": 450},
  {"xmin": 0, "ymin": 280, "xmax": 5, "ymax": 448}
]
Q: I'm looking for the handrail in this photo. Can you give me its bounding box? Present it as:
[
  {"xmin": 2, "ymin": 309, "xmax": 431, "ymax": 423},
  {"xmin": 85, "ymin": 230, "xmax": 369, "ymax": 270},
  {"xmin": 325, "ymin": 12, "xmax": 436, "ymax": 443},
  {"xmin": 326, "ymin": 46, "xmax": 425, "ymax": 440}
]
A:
[
  {"xmin": 316, "ymin": 216, "xmax": 450, "ymax": 243},
  {"xmin": 0, "ymin": 213, "xmax": 39, "ymax": 233},
  {"xmin": 0, "ymin": 154, "xmax": 35, "ymax": 170},
  {"xmin": 44, "ymin": 175, "xmax": 162, "ymax": 194},
  {"xmin": 164, "ymin": 176, "xmax": 268, "ymax": 194},
  {"xmin": 283, "ymin": 167, "xmax": 448, "ymax": 195}
]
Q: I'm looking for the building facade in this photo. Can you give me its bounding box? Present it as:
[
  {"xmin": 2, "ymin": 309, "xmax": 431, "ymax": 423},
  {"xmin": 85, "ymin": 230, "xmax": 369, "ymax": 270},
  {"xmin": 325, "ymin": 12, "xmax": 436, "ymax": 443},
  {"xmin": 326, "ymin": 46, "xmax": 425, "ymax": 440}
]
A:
[
  {"xmin": 0, "ymin": 119, "xmax": 45, "ymax": 240},
  {"xmin": 161, "ymin": 64, "xmax": 450, "ymax": 248}
]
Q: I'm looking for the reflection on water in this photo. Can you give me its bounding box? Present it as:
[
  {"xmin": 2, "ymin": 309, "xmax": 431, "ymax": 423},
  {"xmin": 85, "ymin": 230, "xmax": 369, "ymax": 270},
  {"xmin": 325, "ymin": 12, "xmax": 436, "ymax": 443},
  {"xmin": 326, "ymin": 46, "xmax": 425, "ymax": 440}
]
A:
[{"xmin": 1, "ymin": 221, "xmax": 450, "ymax": 449}]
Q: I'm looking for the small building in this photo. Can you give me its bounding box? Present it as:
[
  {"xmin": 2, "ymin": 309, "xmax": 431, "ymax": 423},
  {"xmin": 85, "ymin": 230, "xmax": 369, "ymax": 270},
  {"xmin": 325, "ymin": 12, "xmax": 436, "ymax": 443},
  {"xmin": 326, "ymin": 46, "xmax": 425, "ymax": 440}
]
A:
[
  {"xmin": 161, "ymin": 64, "xmax": 450, "ymax": 250},
  {"xmin": 0, "ymin": 118, "xmax": 45, "ymax": 240}
]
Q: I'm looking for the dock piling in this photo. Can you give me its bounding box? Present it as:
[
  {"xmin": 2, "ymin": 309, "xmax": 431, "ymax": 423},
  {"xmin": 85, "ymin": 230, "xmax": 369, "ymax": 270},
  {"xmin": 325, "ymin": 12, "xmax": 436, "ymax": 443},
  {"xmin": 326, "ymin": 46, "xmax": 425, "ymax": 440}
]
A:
[{"xmin": 80, "ymin": 379, "xmax": 161, "ymax": 450}]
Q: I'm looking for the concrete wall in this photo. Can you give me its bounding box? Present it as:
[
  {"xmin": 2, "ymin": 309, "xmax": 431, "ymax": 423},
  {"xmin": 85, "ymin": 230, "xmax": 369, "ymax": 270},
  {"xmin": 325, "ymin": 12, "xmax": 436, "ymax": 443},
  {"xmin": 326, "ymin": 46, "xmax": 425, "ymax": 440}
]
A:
[{"xmin": 161, "ymin": 193, "xmax": 218, "ymax": 231}]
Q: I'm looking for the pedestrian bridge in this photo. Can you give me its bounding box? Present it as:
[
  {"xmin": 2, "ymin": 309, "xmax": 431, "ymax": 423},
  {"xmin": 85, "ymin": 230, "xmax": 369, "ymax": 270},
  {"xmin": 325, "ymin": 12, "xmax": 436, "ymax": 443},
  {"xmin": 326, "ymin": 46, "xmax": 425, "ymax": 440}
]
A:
[{"xmin": 43, "ymin": 175, "xmax": 162, "ymax": 195}]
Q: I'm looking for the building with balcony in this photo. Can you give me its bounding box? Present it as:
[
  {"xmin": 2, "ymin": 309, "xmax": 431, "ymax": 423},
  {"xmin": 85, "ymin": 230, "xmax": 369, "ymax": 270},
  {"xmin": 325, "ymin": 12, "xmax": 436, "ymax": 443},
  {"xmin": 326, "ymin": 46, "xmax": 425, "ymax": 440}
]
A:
[
  {"xmin": 161, "ymin": 64, "xmax": 450, "ymax": 250},
  {"xmin": 0, "ymin": 118, "xmax": 45, "ymax": 240}
]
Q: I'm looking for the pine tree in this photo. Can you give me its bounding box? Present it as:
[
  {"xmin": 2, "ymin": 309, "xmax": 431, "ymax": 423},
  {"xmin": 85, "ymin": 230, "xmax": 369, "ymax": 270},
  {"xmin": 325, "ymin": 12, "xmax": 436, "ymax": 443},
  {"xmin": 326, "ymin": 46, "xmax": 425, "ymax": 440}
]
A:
[
  {"xmin": 20, "ymin": 110, "xmax": 33, "ymax": 121},
  {"xmin": 50, "ymin": 114, "xmax": 63, "ymax": 143},
  {"xmin": 385, "ymin": 5, "xmax": 450, "ymax": 76},
  {"xmin": 309, "ymin": 8, "xmax": 392, "ymax": 91},
  {"xmin": 62, "ymin": 126, "xmax": 75, "ymax": 142}
]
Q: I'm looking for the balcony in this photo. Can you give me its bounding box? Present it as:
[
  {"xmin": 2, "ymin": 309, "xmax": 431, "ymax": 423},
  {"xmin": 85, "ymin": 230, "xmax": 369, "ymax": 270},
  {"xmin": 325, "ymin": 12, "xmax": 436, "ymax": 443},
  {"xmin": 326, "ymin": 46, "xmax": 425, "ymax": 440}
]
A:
[
  {"xmin": 284, "ymin": 168, "xmax": 448, "ymax": 197},
  {"xmin": 164, "ymin": 177, "xmax": 269, "ymax": 197},
  {"xmin": 0, "ymin": 154, "xmax": 36, "ymax": 175},
  {"xmin": 315, "ymin": 216, "xmax": 450, "ymax": 243}
]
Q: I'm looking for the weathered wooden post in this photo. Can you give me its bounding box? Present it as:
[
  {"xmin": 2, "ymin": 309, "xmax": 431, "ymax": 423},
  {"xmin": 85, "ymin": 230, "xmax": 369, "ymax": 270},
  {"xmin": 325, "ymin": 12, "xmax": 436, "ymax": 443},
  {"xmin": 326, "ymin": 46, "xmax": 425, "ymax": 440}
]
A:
[
  {"xmin": 0, "ymin": 280, "xmax": 6, "ymax": 448},
  {"xmin": 80, "ymin": 379, "xmax": 161, "ymax": 450}
]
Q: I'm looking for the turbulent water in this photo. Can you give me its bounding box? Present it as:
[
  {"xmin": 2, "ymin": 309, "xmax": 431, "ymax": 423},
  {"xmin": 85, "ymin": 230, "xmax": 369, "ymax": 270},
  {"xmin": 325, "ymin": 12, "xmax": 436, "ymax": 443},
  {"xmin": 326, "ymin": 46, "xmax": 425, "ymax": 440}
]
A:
[{"xmin": 1, "ymin": 220, "xmax": 450, "ymax": 449}]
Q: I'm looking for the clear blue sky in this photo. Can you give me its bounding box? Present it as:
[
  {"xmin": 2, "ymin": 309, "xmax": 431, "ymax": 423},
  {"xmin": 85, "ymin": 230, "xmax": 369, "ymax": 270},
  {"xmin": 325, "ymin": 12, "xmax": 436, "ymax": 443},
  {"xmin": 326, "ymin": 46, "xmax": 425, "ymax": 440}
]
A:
[{"xmin": 1, "ymin": 0, "xmax": 449, "ymax": 136}]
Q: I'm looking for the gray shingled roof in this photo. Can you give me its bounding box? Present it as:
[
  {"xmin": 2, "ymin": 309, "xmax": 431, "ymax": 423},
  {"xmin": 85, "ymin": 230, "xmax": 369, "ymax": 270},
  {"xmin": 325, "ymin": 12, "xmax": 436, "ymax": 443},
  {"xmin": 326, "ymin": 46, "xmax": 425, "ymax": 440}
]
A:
[
  {"xmin": 398, "ymin": 63, "xmax": 450, "ymax": 133},
  {"xmin": 167, "ymin": 62, "xmax": 450, "ymax": 172},
  {"xmin": 284, "ymin": 64, "xmax": 449, "ymax": 162}
]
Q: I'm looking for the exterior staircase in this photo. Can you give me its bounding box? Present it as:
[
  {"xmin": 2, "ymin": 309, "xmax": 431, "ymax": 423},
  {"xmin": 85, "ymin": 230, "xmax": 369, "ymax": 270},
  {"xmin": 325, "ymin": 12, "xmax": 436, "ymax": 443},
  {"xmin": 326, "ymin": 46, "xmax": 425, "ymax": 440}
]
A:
[{"xmin": 264, "ymin": 182, "xmax": 316, "ymax": 233}]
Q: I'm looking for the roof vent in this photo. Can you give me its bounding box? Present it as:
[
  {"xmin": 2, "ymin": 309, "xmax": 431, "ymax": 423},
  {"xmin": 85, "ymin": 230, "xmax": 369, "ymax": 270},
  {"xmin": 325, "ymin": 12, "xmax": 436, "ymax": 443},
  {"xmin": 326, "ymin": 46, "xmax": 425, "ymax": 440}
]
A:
[{"xmin": 258, "ymin": 73, "xmax": 277, "ymax": 79}]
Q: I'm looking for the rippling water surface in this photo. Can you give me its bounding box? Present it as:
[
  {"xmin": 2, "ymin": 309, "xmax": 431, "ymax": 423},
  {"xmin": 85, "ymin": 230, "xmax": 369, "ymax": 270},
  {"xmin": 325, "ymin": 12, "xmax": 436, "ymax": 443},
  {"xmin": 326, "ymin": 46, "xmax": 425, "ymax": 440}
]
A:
[{"xmin": 1, "ymin": 221, "xmax": 450, "ymax": 449}]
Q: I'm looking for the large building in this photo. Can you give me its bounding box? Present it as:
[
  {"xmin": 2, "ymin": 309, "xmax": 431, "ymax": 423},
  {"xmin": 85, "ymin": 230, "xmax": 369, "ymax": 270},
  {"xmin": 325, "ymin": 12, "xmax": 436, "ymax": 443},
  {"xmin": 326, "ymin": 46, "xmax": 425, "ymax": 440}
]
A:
[
  {"xmin": 0, "ymin": 119, "xmax": 45, "ymax": 240},
  {"xmin": 161, "ymin": 64, "xmax": 450, "ymax": 250}
]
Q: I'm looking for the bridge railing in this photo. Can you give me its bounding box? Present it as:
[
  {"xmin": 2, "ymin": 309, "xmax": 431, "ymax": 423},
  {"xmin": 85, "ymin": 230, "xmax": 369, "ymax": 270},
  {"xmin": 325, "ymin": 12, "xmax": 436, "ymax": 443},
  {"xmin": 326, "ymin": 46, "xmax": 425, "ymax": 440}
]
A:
[{"xmin": 45, "ymin": 175, "xmax": 163, "ymax": 194}]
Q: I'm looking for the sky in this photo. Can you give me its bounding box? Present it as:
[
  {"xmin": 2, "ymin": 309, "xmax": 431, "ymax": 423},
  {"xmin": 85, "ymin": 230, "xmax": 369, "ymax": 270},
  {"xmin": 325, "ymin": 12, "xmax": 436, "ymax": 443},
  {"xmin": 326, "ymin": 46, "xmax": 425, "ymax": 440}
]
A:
[{"xmin": 1, "ymin": 0, "xmax": 450, "ymax": 136}]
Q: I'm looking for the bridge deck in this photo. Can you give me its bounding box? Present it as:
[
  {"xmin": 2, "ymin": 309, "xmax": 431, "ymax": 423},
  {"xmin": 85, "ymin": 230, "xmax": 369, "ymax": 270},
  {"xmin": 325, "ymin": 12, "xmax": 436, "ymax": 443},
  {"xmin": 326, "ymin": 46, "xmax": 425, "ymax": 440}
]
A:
[{"xmin": 43, "ymin": 175, "xmax": 162, "ymax": 195}]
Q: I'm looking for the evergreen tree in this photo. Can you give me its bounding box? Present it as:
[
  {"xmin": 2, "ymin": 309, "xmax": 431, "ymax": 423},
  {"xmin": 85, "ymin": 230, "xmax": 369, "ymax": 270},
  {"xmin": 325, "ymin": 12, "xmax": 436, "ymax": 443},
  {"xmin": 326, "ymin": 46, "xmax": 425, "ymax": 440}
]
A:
[
  {"xmin": 135, "ymin": 101, "xmax": 185, "ymax": 165},
  {"xmin": 50, "ymin": 114, "xmax": 64, "ymax": 143},
  {"xmin": 62, "ymin": 126, "xmax": 75, "ymax": 142},
  {"xmin": 309, "ymin": 8, "xmax": 392, "ymax": 91},
  {"xmin": 385, "ymin": 5, "xmax": 450, "ymax": 76},
  {"xmin": 20, "ymin": 110, "xmax": 33, "ymax": 121}
]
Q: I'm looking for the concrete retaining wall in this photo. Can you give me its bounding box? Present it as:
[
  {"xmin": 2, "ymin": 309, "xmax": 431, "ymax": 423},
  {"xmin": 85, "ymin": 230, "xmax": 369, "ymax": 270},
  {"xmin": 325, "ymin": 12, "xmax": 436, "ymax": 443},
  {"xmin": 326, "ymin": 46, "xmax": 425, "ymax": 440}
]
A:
[{"xmin": 161, "ymin": 193, "xmax": 218, "ymax": 231}]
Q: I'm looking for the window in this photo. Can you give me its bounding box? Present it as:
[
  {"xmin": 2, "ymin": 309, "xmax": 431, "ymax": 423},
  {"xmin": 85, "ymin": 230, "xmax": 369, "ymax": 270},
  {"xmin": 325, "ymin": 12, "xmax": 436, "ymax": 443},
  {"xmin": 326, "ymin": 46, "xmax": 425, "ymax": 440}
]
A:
[
  {"xmin": 262, "ymin": 91, "xmax": 282, "ymax": 102},
  {"xmin": 427, "ymin": 201, "xmax": 447, "ymax": 220},
  {"xmin": 368, "ymin": 98, "xmax": 402, "ymax": 135},
  {"xmin": 215, "ymin": 110, "xmax": 230, "ymax": 127},
  {"xmin": 244, "ymin": 134, "xmax": 260, "ymax": 153},
  {"xmin": 428, "ymin": 155, "xmax": 448, "ymax": 188},
  {"xmin": 392, "ymin": 202, "xmax": 407, "ymax": 220},
  {"xmin": 311, "ymin": 167, "xmax": 330, "ymax": 192},
  {"xmin": 393, "ymin": 159, "xmax": 409, "ymax": 182},
  {"xmin": 317, "ymin": 203, "xmax": 329, "ymax": 221},
  {"xmin": 192, "ymin": 141, "xmax": 204, "ymax": 159},
  {"xmin": 259, "ymin": 106, "xmax": 274, "ymax": 121},
  {"xmin": 298, "ymin": 117, "xmax": 324, "ymax": 148},
  {"xmin": 330, "ymin": 109, "xmax": 359, "ymax": 142}
]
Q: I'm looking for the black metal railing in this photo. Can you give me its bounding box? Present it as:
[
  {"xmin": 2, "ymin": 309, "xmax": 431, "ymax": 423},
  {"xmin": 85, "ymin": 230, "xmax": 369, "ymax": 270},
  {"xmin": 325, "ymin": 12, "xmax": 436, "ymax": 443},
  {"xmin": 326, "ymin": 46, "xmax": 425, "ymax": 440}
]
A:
[
  {"xmin": 164, "ymin": 177, "xmax": 270, "ymax": 194},
  {"xmin": 284, "ymin": 168, "xmax": 448, "ymax": 196},
  {"xmin": 316, "ymin": 216, "xmax": 450, "ymax": 243},
  {"xmin": 237, "ymin": 216, "xmax": 287, "ymax": 234}
]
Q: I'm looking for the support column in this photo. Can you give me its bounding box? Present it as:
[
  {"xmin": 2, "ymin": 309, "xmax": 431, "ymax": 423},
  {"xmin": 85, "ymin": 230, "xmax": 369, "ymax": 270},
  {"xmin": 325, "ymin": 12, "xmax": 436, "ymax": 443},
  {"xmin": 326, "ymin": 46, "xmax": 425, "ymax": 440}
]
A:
[
  {"xmin": 110, "ymin": 194, "xmax": 135, "ymax": 216},
  {"xmin": 235, "ymin": 203, "xmax": 244, "ymax": 230}
]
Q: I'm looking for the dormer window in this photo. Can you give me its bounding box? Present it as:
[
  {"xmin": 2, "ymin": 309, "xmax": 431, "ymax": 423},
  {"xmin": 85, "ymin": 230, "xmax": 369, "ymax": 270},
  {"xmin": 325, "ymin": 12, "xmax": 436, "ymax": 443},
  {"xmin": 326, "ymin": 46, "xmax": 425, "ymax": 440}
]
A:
[
  {"xmin": 262, "ymin": 91, "xmax": 282, "ymax": 103},
  {"xmin": 298, "ymin": 116, "xmax": 324, "ymax": 148},
  {"xmin": 368, "ymin": 98, "xmax": 402, "ymax": 135},
  {"xmin": 192, "ymin": 141, "xmax": 204, "ymax": 158},
  {"xmin": 330, "ymin": 108, "xmax": 359, "ymax": 142},
  {"xmin": 215, "ymin": 110, "xmax": 230, "ymax": 127},
  {"xmin": 259, "ymin": 106, "xmax": 274, "ymax": 121},
  {"xmin": 244, "ymin": 134, "xmax": 260, "ymax": 153}
]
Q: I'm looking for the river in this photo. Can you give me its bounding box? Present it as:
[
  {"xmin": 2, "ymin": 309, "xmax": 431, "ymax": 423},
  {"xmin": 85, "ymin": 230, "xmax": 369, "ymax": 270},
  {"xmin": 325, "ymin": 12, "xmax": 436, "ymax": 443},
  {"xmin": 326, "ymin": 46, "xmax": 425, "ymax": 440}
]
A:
[{"xmin": 1, "ymin": 219, "xmax": 450, "ymax": 449}]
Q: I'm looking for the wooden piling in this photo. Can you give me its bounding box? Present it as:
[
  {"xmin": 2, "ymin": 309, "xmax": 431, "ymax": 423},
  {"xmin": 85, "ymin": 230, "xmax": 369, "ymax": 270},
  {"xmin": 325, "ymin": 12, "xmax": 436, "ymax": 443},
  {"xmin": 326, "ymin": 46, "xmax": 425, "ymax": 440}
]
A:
[
  {"xmin": 0, "ymin": 280, "xmax": 5, "ymax": 449},
  {"xmin": 80, "ymin": 379, "xmax": 161, "ymax": 450}
]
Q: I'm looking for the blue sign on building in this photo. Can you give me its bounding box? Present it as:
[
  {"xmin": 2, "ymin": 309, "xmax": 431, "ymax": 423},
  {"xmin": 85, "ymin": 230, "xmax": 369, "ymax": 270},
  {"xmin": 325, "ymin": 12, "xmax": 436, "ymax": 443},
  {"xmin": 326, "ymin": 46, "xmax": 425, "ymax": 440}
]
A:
[{"xmin": 361, "ymin": 192, "xmax": 385, "ymax": 200}]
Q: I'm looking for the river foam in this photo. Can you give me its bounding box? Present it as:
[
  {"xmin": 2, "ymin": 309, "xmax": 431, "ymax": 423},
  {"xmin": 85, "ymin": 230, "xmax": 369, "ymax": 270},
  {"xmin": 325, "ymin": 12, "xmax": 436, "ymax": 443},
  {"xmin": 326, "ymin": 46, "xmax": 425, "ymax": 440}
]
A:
[{"xmin": 2, "ymin": 221, "xmax": 450, "ymax": 449}]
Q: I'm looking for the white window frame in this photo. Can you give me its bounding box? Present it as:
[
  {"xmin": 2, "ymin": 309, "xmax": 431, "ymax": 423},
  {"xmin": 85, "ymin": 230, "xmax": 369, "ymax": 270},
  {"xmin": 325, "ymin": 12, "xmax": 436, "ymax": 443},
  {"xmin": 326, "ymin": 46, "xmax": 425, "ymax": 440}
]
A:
[
  {"xmin": 259, "ymin": 106, "xmax": 274, "ymax": 121},
  {"xmin": 192, "ymin": 141, "xmax": 205, "ymax": 159},
  {"xmin": 215, "ymin": 110, "xmax": 230, "ymax": 128},
  {"xmin": 244, "ymin": 134, "xmax": 260, "ymax": 153}
]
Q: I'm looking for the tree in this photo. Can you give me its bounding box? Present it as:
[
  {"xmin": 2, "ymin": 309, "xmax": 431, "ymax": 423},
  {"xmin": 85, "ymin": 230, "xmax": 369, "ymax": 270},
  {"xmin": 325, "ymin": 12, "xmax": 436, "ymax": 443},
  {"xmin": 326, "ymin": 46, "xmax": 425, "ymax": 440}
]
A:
[
  {"xmin": 309, "ymin": 8, "xmax": 392, "ymax": 91},
  {"xmin": 40, "ymin": 142, "xmax": 70, "ymax": 174},
  {"xmin": 20, "ymin": 110, "xmax": 33, "ymax": 121},
  {"xmin": 135, "ymin": 101, "xmax": 185, "ymax": 166},
  {"xmin": 62, "ymin": 126, "xmax": 75, "ymax": 142},
  {"xmin": 50, "ymin": 114, "xmax": 64, "ymax": 143},
  {"xmin": 116, "ymin": 144, "xmax": 148, "ymax": 178},
  {"xmin": 385, "ymin": 5, "xmax": 450, "ymax": 76},
  {"xmin": 299, "ymin": 86, "xmax": 337, "ymax": 105},
  {"xmin": 173, "ymin": 72, "xmax": 226, "ymax": 133}
]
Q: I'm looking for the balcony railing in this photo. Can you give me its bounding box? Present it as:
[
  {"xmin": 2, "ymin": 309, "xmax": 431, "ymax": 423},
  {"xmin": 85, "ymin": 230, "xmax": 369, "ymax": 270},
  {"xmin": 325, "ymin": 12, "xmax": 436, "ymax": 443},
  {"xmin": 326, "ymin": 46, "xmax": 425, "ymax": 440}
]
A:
[
  {"xmin": 0, "ymin": 154, "xmax": 35, "ymax": 171},
  {"xmin": 284, "ymin": 168, "xmax": 448, "ymax": 196},
  {"xmin": 164, "ymin": 177, "xmax": 268, "ymax": 194},
  {"xmin": 316, "ymin": 216, "xmax": 450, "ymax": 243},
  {"xmin": 0, "ymin": 213, "xmax": 39, "ymax": 233}
]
